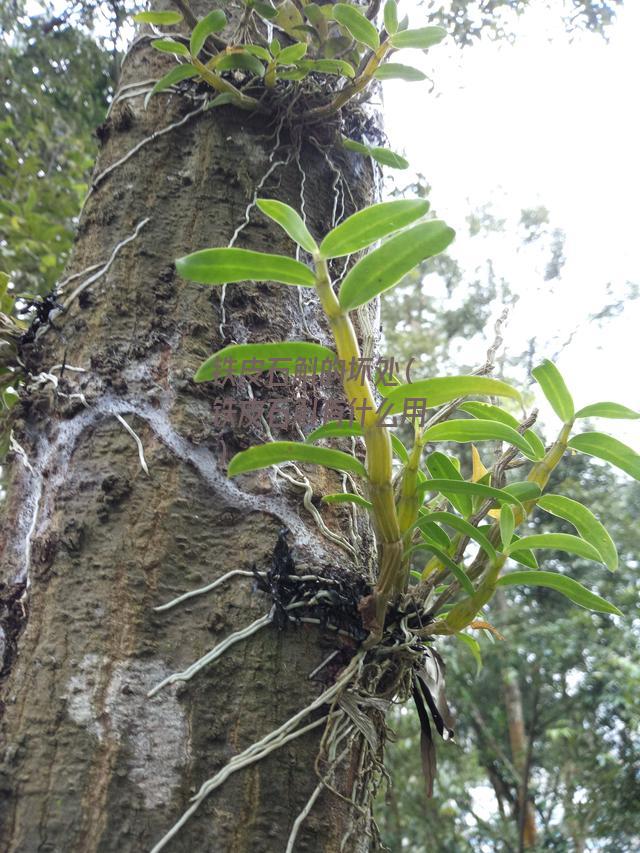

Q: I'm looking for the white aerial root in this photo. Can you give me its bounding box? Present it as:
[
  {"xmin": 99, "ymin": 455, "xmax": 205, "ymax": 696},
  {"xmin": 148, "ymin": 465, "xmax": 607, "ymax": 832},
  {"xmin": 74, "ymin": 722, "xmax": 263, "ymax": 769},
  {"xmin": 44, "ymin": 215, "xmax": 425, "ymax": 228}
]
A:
[
  {"xmin": 9, "ymin": 431, "xmax": 35, "ymax": 474},
  {"xmin": 147, "ymin": 609, "xmax": 275, "ymax": 698},
  {"xmin": 62, "ymin": 217, "xmax": 150, "ymax": 310},
  {"xmin": 150, "ymin": 653, "xmax": 363, "ymax": 853},
  {"xmin": 86, "ymin": 103, "xmax": 209, "ymax": 198},
  {"xmin": 114, "ymin": 413, "xmax": 150, "ymax": 476},
  {"xmin": 154, "ymin": 568, "xmax": 258, "ymax": 612}
]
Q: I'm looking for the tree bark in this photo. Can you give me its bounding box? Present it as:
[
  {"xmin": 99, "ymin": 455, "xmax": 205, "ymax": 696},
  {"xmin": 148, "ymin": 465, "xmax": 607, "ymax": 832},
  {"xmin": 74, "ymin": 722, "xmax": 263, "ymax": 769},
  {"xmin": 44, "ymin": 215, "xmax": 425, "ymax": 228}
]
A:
[{"xmin": 0, "ymin": 5, "xmax": 382, "ymax": 850}]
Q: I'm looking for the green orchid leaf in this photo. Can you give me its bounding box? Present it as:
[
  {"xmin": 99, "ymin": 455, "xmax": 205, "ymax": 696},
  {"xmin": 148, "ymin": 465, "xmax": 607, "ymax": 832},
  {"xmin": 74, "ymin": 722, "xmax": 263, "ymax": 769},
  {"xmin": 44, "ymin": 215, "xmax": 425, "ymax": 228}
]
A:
[
  {"xmin": 460, "ymin": 402, "xmax": 545, "ymax": 460},
  {"xmin": 338, "ymin": 220, "xmax": 455, "ymax": 310},
  {"xmin": 215, "ymin": 52, "xmax": 266, "ymax": 77},
  {"xmin": 305, "ymin": 59, "xmax": 356, "ymax": 77},
  {"xmin": 333, "ymin": 3, "xmax": 380, "ymax": 50},
  {"xmin": 383, "ymin": 0, "xmax": 399, "ymax": 35},
  {"xmin": 499, "ymin": 504, "xmax": 515, "ymax": 551},
  {"xmin": 502, "ymin": 482, "xmax": 541, "ymax": 502},
  {"xmin": 457, "ymin": 632, "xmax": 483, "ymax": 674},
  {"xmin": 176, "ymin": 247, "xmax": 315, "ymax": 286},
  {"xmin": 538, "ymin": 494, "xmax": 618, "ymax": 570},
  {"xmin": 415, "ymin": 519, "xmax": 452, "ymax": 551},
  {"xmin": 419, "ymin": 479, "xmax": 524, "ymax": 513},
  {"xmin": 421, "ymin": 420, "xmax": 536, "ymax": 460},
  {"xmin": 497, "ymin": 571, "xmax": 621, "ymax": 616},
  {"xmin": 151, "ymin": 39, "xmax": 191, "ymax": 58},
  {"xmin": 569, "ymin": 432, "xmax": 640, "ymax": 481},
  {"xmin": 418, "ymin": 545, "xmax": 474, "ymax": 595},
  {"xmin": 506, "ymin": 533, "xmax": 603, "ymax": 563},
  {"xmin": 278, "ymin": 42, "xmax": 308, "ymax": 64},
  {"xmin": 319, "ymin": 199, "xmax": 429, "ymax": 259},
  {"xmin": 425, "ymin": 452, "xmax": 472, "ymax": 517},
  {"xmin": 390, "ymin": 434, "xmax": 410, "ymax": 465},
  {"xmin": 532, "ymin": 359, "xmax": 575, "ymax": 423},
  {"xmin": 144, "ymin": 64, "xmax": 200, "ymax": 108},
  {"xmin": 389, "ymin": 26, "xmax": 447, "ymax": 49},
  {"xmin": 415, "ymin": 512, "xmax": 497, "ymax": 562},
  {"xmin": 384, "ymin": 375, "xmax": 522, "ymax": 415},
  {"xmin": 135, "ymin": 10, "xmax": 183, "ymax": 25},
  {"xmin": 575, "ymin": 401, "xmax": 640, "ymax": 420},
  {"xmin": 256, "ymin": 199, "xmax": 318, "ymax": 254},
  {"xmin": 190, "ymin": 10, "xmax": 227, "ymax": 56},
  {"xmin": 243, "ymin": 44, "xmax": 272, "ymax": 61},
  {"xmin": 322, "ymin": 492, "xmax": 372, "ymax": 510},
  {"xmin": 374, "ymin": 63, "xmax": 427, "ymax": 81},
  {"xmin": 228, "ymin": 441, "xmax": 367, "ymax": 478},
  {"xmin": 369, "ymin": 146, "xmax": 409, "ymax": 169},
  {"xmin": 195, "ymin": 342, "xmax": 335, "ymax": 382},
  {"xmin": 306, "ymin": 421, "xmax": 362, "ymax": 442}
]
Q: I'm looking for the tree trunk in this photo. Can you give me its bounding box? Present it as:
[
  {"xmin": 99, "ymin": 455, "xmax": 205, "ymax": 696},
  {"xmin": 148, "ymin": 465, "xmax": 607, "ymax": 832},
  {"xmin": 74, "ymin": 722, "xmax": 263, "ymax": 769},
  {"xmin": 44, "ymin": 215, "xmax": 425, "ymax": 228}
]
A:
[{"xmin": 0, "ymin": 5, "xmax": 382, "ymax": 850}]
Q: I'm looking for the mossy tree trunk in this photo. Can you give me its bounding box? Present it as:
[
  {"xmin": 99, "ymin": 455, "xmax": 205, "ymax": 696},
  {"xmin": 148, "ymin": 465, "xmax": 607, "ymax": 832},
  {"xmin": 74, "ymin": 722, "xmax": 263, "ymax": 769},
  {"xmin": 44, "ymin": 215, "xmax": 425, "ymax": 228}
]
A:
[{"xmin": 0, "ymin": 4, "xmax": 382, "ymax": 850}]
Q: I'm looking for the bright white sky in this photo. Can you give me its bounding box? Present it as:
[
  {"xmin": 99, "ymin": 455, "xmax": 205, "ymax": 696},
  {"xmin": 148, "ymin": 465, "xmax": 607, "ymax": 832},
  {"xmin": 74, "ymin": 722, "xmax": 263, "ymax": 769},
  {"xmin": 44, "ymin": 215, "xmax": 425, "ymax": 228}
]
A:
[{"xmin": 380, "ymin": 0, "xmax": 640, "ymax": 449}]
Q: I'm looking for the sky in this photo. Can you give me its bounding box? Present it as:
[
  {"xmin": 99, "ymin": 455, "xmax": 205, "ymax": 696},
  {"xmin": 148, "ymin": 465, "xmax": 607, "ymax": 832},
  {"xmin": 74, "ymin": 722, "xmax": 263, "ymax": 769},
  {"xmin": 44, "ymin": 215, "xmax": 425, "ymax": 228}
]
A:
[{"xmin": 380, "ymin": 0, "xmax": 640, "ymax": 449}]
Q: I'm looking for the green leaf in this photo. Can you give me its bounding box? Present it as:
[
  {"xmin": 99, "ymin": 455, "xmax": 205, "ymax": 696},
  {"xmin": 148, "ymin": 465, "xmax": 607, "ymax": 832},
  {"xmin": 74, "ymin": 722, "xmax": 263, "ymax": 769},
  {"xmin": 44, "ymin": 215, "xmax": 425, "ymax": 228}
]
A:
[
  {"xmin": 426, "ymin": 452, "xmax": 472, "ymax": 517},
  {"xmin": 253, "ymin": 2, "xmax": 278, "ymax": 20},
  {"xmin": 415, "ymin": 519, "xmax": 451, "ymax": 551},
  {"xmin": 144, "ymin": 64, "xmax": 200, "ymax": 108},
  {"xmin": 506, "ymin": 533, "xmax": 603, "ymax": 563},
  {"xmin": 306, "ymin": 421, "xmax": 362, "ymax": 442},
  {"xmin": 277, "ymin": 68, "xmax": 309, "ymax": 81},
  {"xmin": 369, "ymin": 147, "xmax": 409, "ymax": 169},
  {"xmin": 421, "ymin": 420, "xmax": 536, "ymax": 460},
  {"xmin": 333, "ymin": 3, "xmax": 380, "ymax": 50},
  {"xmin": 497, "ymin": 571, "xmax": 622, "ymax": 616},
  {"xmin": 575, "ymin": 401, "xmax": 640, "ymax": 420},
  {"xmin": 228, "ymin": 441, "xmax": 367, "ymax": 478},
  {"xmin": 419, "ymin": 545, "xmax": 474, "ymax": 595},
  {"xmin": 190, "ymin": 10, "xmax": 227, "ymax": 55},
  {"xmin": 135, "ymin": 10, "xmax": 183, "ymax": 25},
  {"xmin": 339, "ymin": 220, "xmax": 455, "ymax": 311},
  {"xmin": 390, "ymin": 434, "xmax": 410, "ymax": 465},
  {"xmin": 243, "ymin": 44, "xmax": 272, "ymax": 61},
  {"xmin": 390, "ymin": 26, "xmax": 447, "ymax": 49},
  {"xmin": 460, "ymin": 401, "xmax": 519, "ymax": 428},
  {"xmin": 460, "ymin": 401, "xmax": 546, "ymax": 461},
  {"xmin": 322, "ymin": 493, "xmax": 372, "ymax": 510},
  {"xmin": 502, "ymin": 481, "xmax": 542, "ymax": 502},
  {"xmin": 499, "ymin": 504, "xmax": 515, "ymax": 551},
  {"xmin": 151, "ymin": 39, "xmax": 191, "ymax": 58},
  {"xmin": 319, "ymin": 200, "xmax": 429, "ymax": 260},
  {"xmin": 416, "ymin": 512, "xmax": 497, "ymax": 562},
  {"xmin": 506, "ymin": 534, "xmax": 539, "ymax": 569},
  {"xmin": 278, "ymin": 42, "xmax": 308, "ymax": 64},
  {"xmin": 304, "ymin": 59, "xmax": 355, "ymax": 77},
  {"xmin": 384, "ymin": 0, "xmax": 399, "ymax": 35},
  {"xmin": 532, "ymin": 359, "xmax": 575, "ymax": 423},
  {"xmin": 195, "ymin": 342, "xmax": 335, "ymax": 382},
  {"xmin": 206, "ymin": 93, "xmax": 236, "ymax": 109},
  {"xmin": 374, "ymin": 63, "xmax": 427, "ymax": 81},
  {"xmin": 215, "ymin": 52, "xmax": 266, "ymax": 77},
  {"xmin": 523, "ymin": 429, "xmax": 546, "ymax": 460},
  {"xmin": 569, "ymin": 432, "xmax": 640, "ymax": 481},
  {"xmin": 256, "ymin": 199, "xmax": 318, "ymax": 254},
  {"xmin": 419, "ymin": 479, "xmax": 524, "ymax": 513},
  {"xmin": 384, "ymin": 375, "xmax": 522, "ymax": 415},
  {"xmin": 538, "ymin": 493, "xmax": 618, "ymax": 571},
  {"xmin": 176, "ymin": 247, "xmax": 315, "ymax": 286}
]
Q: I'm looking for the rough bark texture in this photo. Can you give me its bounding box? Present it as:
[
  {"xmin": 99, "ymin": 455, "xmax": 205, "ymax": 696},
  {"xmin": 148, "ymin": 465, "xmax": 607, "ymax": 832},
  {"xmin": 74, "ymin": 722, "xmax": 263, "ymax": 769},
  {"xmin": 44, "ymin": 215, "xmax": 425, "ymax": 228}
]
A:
[{"xmin": 0, "ymin": 6, "xmax": 382, "ymax": 850}]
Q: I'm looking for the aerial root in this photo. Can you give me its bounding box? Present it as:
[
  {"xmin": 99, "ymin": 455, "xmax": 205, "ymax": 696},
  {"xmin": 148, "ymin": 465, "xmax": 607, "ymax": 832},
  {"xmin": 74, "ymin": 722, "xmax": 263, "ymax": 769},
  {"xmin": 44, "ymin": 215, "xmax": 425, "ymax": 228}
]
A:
[
  {"xmin": 146, "ymin": 608, "xmax": 275, "ymax": 697},
  {"xmin": 149, "ymin": 653, "xmax": 363, "ymax": 853},
  {"xmin": 114, "ymin": 413, "xmax": 150, "ymax": 476}
]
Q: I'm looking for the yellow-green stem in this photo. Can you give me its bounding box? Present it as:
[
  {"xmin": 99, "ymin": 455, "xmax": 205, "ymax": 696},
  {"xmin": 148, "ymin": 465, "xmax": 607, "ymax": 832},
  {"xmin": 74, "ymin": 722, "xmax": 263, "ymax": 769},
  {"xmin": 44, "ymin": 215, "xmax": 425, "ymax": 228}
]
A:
[{"xmin": 313, "ymin": 259, "xmax": 402, "ymax": 595}]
